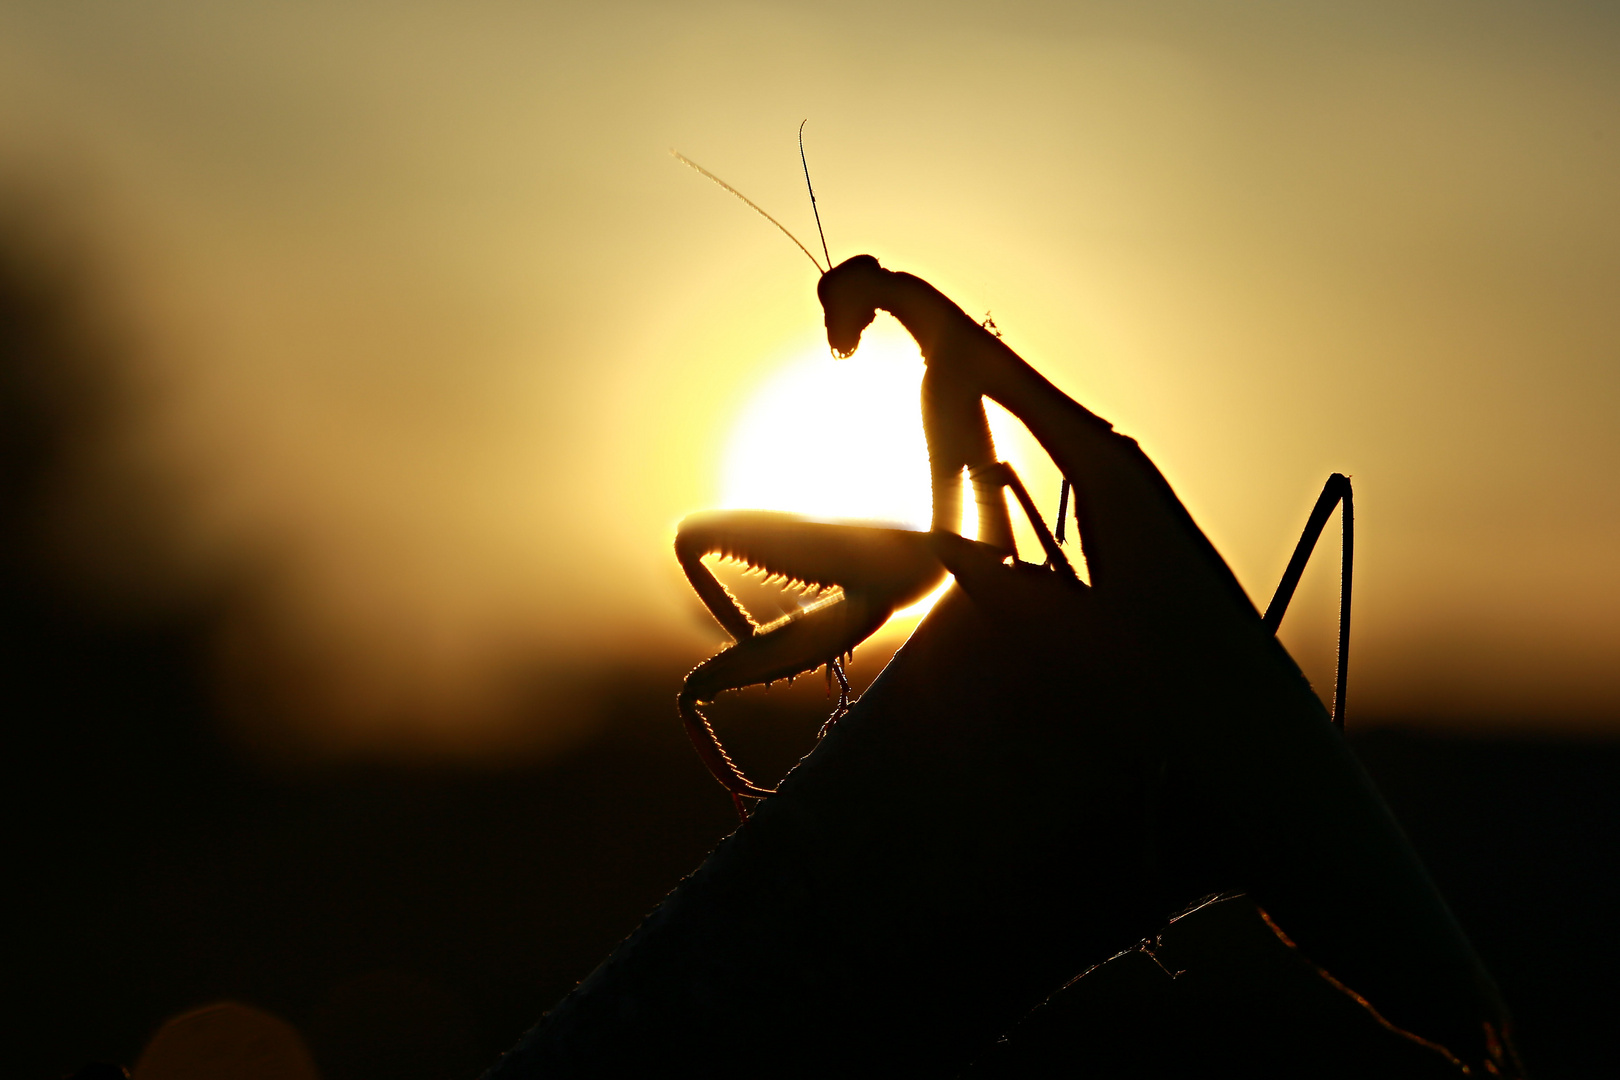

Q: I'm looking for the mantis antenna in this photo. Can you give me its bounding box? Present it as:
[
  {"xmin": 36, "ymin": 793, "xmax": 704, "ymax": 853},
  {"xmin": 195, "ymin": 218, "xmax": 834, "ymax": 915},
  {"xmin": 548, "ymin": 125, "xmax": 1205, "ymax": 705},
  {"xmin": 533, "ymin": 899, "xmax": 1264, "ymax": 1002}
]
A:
[
  {"xmin": 672, "ymin": 150, "xmax": 825, "ymax": 274},
  {"xmin": 799, "ymin": 120, "xmax": 832, "ymax": 271}
]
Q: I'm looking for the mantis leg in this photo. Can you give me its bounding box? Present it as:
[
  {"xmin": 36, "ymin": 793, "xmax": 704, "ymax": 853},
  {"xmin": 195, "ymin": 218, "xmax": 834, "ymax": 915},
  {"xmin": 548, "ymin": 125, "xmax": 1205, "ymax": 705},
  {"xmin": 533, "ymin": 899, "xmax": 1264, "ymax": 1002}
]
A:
[
  {"xmin": 923, "ymin": 365, "xmax": 1015, "ymax": 553},
  {"xmin": 1060, "ymin": 468, "xmax": 1355, "ymax": 724},
  {"xmin": 680, "ymin": 592, "xmax": 894, "ymax": 801},
  {"xmin": 1261, "ymin": 473, "xmax": 1354, "ymax": 728},
  {"xmin": 674, "ymin": 512, "xmax": 946, "ymax": 802},
  {"xmin": 675, "ymin": 512, "xmax": 946, "ymax": 633},
  {"xmin": 971, "ymin": 461, "xmax": 1077, "ymax": 583}
]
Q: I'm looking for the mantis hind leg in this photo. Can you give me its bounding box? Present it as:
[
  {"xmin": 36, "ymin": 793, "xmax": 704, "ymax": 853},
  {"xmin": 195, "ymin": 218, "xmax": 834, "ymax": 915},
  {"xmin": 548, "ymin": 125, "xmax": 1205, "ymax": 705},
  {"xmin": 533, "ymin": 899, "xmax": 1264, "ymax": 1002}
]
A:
[
  {"xmin": 1261, "ymin": 474, "xmax": 1354, "ymax": 728},
  {"xmin": 1054, "ymin": 464, "xmax": 1354, "ymax": 725},
  {"xmin": 972, "ymin": 461, "xmax": 1078, "ymax": 583}
]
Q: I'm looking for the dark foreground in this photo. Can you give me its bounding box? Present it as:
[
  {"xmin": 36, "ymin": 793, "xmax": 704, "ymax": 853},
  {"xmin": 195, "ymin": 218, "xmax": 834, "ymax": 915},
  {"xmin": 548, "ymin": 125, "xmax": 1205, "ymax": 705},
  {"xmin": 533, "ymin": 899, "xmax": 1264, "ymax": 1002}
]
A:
[{"xmin": 10, "ymin": 616, "xmax": 1617, "ymax": 1078}]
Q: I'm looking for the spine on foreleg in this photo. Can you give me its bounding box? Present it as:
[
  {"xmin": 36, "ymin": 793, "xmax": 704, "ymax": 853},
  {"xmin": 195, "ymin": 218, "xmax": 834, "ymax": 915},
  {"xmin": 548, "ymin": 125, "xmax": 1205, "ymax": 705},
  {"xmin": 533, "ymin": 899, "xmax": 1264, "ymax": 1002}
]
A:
[{"xmin": 677, "ymin": 685, "xmax": 776, "ymax": 799}]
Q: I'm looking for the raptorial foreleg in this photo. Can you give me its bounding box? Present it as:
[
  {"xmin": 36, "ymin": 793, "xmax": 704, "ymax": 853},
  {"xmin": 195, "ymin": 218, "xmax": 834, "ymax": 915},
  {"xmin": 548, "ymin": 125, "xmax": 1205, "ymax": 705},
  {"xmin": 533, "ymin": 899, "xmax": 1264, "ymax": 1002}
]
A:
[{"xmin": 674, "ymin": 514, "xmax": 947, "ymax": 803}]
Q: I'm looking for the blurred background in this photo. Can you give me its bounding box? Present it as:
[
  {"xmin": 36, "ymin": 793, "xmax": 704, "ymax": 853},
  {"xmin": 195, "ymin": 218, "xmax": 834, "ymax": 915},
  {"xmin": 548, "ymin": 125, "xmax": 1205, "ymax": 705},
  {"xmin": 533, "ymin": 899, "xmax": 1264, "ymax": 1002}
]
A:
[{"xmin": 2, "ymin": 1, "xmax": 1615, "ymax": 1077}]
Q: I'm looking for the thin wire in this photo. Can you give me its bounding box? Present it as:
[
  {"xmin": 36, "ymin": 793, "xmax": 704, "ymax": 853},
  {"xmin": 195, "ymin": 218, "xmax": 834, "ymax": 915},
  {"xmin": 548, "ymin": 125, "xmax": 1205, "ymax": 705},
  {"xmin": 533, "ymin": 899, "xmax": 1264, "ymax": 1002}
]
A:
[
  {"xmin": 799, "ymin": 120, "xmax": 832, "ymax": 271},
  {"xmin": 671, "ymin": 150, "xmax": 824, "ymax": 274}
]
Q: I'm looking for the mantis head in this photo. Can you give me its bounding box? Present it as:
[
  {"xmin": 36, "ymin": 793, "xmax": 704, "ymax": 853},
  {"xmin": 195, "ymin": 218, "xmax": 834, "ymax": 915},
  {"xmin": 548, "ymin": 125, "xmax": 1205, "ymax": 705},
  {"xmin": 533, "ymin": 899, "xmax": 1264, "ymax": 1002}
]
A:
[{"xmin": 817, "ymin": 254, "xmax": 884, "ymax": 358}]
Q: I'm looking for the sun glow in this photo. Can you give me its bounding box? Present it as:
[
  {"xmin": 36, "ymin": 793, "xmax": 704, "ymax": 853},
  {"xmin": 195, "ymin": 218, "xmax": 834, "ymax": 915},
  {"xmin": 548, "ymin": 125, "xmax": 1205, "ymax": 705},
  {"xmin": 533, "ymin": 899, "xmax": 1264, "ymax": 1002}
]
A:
[
  {"xmin": 718, "ymin": 319, "xmax": 1064, "ymax": 635},
  {"xmin": 721, "ymin": 323, "xmax": 934, "ymax": 530},
  {"xmin": 719, "ymin": 321, "xmax": 994, "ymax": 627}
]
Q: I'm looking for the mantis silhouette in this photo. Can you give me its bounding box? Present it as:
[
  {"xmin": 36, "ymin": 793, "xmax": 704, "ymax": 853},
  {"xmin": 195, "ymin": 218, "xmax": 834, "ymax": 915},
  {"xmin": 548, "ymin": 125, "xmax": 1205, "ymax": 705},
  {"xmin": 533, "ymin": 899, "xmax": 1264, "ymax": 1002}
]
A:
[
  {"xmin": 657, "ymin": 148, "xmax": 1514, "ymax": 1073},
  {"xmin": 675, "ymin": 252, "xmax": 1352, "ymax": 818},
  {"xmin": 676, "ymin": 286, "xmax": 1077, "ymax": 812}
]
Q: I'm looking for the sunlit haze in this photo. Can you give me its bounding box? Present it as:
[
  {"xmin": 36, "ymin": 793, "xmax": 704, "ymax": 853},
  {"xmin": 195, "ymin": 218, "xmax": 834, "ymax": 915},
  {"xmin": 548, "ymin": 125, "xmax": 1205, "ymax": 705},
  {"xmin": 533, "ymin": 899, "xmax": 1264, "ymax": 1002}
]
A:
[{"xmin": 1, "ymin": 0, "xmax": 1616, "ymax": 756}]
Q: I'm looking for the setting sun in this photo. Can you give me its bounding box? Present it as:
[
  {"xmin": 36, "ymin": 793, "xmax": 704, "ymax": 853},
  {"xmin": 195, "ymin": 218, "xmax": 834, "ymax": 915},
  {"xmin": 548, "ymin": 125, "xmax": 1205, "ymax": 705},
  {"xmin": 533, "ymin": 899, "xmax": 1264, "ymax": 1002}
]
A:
[
  {"xmin": 714, "ymin": 321, "xmax": 946, "ymax": 625},
  {"xmin": 719, "ymin": 320, "xmax": 933, "ymax": 529},
  {"xmin": 715, "ymin": 317, "xmax": 1054, "ymax": 625}
]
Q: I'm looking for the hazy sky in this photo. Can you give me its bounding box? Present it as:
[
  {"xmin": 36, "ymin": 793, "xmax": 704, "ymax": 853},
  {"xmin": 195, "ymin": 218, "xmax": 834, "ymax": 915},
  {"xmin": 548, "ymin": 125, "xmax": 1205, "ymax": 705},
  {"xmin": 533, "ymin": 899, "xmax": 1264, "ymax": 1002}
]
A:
[{"xmin": 1, "ymin": 1, "xmax": 1616, "ymax": 754}]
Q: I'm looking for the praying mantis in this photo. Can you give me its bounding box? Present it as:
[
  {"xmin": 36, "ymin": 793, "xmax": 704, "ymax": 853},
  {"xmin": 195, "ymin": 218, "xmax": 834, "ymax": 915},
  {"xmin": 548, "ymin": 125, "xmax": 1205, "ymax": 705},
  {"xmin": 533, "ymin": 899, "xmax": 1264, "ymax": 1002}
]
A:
[
  {"xmin": 648, "ymin": 149, "xmax": 1520, "ymax": 1074},
  {"xmin": 675, "ymin": 265, "xmax": 1350, "ymax": 818},
  {"xmin": 676, "ymin": 257, "xmax": 1077, "ymax": 812}
]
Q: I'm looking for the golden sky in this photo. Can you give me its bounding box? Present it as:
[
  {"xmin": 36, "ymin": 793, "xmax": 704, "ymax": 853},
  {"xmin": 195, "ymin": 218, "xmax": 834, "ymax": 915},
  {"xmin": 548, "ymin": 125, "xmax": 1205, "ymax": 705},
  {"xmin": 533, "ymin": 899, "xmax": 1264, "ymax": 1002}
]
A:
[{"xmin": 1, "ymin": 1, "xmax": 1616, "ymax": 753}]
